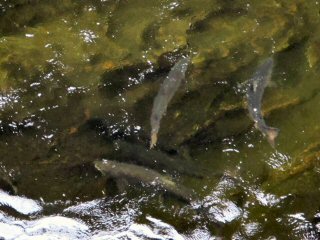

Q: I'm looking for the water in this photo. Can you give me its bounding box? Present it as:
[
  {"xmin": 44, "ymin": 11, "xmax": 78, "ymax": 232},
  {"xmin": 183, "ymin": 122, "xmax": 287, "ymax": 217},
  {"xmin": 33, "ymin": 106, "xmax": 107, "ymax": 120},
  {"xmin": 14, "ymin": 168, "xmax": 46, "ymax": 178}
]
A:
[{"xmin": 0, "ymin": 0, "xmax": 320, "ymax": 239}]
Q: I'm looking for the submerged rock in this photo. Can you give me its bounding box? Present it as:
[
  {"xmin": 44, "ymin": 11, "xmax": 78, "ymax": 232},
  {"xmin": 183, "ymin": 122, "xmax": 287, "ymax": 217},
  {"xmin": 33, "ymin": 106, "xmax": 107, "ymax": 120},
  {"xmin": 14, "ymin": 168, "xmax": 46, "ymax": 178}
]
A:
[
  {"xmin": 0, "ymin": 0, "xmax": 319, "ymax": 149},
  {"xmin": 1, "ymin": 4, "xmax": 320, "ymax": 238}
]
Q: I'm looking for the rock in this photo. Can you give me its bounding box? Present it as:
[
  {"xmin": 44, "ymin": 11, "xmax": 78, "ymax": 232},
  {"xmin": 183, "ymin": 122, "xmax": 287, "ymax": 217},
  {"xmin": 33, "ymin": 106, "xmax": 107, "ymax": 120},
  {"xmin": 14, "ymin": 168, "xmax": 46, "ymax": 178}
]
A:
[{"xmin": 0, "ymin": 0, "xmax": 320, "ymax": 204}]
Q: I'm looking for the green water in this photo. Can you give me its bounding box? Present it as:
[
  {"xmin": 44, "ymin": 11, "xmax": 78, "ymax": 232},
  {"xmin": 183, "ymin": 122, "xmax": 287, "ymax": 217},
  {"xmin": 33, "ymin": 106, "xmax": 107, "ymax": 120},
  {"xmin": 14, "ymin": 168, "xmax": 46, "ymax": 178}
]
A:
[{"xmin": 1, "ymin": 0, "xmax": 320, "ymax": 239}]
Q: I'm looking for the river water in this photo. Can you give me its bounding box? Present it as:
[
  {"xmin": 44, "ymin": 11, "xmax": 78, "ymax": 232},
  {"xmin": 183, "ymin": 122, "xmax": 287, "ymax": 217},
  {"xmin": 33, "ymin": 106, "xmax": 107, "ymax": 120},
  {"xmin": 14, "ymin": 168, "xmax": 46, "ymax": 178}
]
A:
[{"xmin": 1, "ymin": 0, "xmax": 320, "ymax": 239}]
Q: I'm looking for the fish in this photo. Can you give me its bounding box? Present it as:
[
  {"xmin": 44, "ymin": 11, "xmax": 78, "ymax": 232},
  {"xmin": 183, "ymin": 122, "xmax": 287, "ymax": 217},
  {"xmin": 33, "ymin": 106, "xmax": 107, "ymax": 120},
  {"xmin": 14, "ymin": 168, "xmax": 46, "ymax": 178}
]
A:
[
  {"xmin": 150, "ymin": 56, "xmax": 190, "ymax": 148},
  {"xmin": 94, "ymin": 159, "xmax": 192, "ymax": 202},
  {"xmin": 247, "ymin": 57, "xmax": 279, "ymax": 147},
  {"xmin": 113, "ymin": 140, "xmax": 204, "ymax": 178}
]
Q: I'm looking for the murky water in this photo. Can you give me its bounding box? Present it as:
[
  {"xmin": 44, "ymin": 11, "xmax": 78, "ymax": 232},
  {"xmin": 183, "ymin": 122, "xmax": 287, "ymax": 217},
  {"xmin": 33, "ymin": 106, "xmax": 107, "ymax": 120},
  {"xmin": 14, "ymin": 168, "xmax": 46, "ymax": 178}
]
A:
[{"xmin": 1, "ymin": 0, "xmax": 320, "ymax": 239}]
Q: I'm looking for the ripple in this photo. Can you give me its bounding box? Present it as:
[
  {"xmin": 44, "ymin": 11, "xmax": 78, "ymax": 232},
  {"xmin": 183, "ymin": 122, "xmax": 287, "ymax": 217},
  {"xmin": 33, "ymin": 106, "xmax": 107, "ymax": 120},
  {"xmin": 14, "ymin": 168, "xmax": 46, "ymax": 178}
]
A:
[
  {"xmin": 267, "ymin": 151, "xmax": 291, "ymax": 170},
  {"xmin": 0, "ymin": 190, "xmax": 42, "ymax": 215}
]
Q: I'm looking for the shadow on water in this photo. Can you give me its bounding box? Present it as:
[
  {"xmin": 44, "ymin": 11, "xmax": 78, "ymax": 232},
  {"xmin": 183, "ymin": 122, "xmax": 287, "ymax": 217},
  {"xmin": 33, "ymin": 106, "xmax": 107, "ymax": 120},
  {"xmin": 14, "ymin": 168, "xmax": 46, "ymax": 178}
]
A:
[{"xmin": 1, "ymin": 0, "xmax": 320, "ymax": 239}]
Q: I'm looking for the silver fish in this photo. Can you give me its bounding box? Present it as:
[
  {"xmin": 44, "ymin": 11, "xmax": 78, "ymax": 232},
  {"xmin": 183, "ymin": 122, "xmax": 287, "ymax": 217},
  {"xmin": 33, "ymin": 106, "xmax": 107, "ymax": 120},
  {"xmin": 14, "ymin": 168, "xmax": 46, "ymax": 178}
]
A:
[
  {"xmin": 94, "ymin": 160, "xmax": 192, "ymax": 201},
  {"xmin": 150, "ymin": 56, "xmax": 190, "ymax": 148},
  {"xmin": 247, "ymin": 57, "xmax": 279, "ymax": 147}
]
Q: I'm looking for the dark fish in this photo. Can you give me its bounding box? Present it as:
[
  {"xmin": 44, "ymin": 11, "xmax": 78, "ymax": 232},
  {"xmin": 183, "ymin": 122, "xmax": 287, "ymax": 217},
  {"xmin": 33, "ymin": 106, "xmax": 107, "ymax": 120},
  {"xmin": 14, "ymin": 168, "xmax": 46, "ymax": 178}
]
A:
[
  {"xmin": 247, "ymin": 57, "xmax": 279, "ymax": 147},
  {"xmin": 94, "ymin": 160, "xmax": 192, "ymax": 202},
  {"xmin": 150, "ymin": 56, "xmax": 190, "ymax": 148}
]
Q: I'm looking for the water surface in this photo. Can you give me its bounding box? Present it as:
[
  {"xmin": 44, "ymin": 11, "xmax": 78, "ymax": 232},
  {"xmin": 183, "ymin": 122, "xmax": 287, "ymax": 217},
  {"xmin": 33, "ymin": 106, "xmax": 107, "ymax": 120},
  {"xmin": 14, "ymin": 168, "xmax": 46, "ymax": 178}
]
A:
[{"xmin": 0, "ymin": 0, "xmax": 320, "ymax": 239}]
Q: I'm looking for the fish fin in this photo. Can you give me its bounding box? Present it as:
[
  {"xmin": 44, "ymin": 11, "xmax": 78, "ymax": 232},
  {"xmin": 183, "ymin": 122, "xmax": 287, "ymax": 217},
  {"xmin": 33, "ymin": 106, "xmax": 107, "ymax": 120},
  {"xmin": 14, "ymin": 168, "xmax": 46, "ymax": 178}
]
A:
[
  {"xmin": 150, "ymin": 132, "xmax": 158, "ymax": 149},
  {"xmin": 266, "ymin": 127, "xmax": 280, "ymax": 148}
]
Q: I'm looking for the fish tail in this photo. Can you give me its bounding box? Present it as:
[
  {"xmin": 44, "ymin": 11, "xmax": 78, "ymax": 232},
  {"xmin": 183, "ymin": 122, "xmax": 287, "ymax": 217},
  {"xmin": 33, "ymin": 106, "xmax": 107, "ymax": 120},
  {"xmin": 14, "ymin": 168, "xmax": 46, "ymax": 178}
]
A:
[
  {"xmin": 150, "ymin": 132, "xmax": 158, "ymax": 149},
  {"xmin": 266, "ymin": 127, "xmax": 279, "ymax": 148}
]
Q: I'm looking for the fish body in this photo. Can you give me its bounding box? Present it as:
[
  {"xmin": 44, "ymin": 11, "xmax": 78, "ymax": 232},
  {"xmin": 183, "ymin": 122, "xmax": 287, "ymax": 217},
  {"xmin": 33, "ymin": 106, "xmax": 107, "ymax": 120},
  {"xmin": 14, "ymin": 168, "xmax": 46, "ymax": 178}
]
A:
[
  {"xmin": 114, "ymin": 140, "xmax": 204, "ymax": 178},
  {"xmin": 247, "ymin": 57, "xmax": 279, "ymax": 147},
  {"xmin": 94, "ymin": 160, "xmax": 192, "ymax": 201},
  {"xmin": 150, "ymin": 56, "xmax": 190, "ymax": 148}
]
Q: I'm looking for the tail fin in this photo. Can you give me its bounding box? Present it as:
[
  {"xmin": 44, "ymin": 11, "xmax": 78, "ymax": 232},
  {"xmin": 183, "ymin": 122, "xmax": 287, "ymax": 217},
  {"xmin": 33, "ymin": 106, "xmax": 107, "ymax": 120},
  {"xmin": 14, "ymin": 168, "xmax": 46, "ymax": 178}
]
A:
[
  {"xmin": 266, "ymin": 127, "xmax": 280, "ymax": 148},
  {"xmin": 150, "ymin": 132, "xmax": 158, "ymax": 149}
]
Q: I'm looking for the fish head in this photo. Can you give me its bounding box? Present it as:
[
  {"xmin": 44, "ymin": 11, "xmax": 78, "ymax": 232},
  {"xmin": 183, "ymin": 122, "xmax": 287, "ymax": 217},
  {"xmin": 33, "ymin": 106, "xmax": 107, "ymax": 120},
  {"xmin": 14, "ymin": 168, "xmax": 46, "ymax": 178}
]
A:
[{"xmin": 94, "ymin": 160, "xmax": 111, "ymax": 175}]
